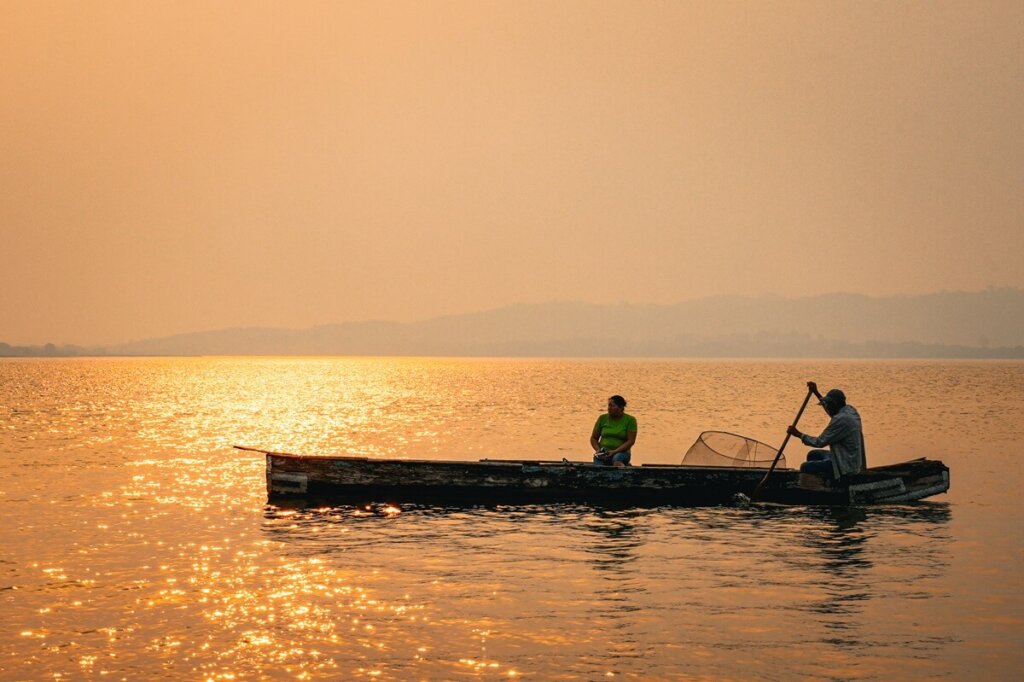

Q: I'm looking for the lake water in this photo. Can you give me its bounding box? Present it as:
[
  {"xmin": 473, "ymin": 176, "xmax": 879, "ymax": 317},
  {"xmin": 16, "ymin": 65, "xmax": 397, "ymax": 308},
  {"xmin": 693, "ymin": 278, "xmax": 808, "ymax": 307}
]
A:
[{"xmin": 1, "ymin": 358, "xmax": 1022, "ymax": 680}]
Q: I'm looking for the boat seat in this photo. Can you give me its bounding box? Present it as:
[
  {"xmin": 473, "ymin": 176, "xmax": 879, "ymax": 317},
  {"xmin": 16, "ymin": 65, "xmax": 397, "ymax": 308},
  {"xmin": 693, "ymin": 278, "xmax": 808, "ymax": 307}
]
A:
[{"xmin": 796, "ymin": 472, "xmax": 833, "ymax": 491}]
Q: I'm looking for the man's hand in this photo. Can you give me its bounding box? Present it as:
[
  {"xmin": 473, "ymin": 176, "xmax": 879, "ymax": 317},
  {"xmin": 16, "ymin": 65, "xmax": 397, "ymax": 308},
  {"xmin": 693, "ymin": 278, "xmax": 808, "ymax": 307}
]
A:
[
  {"xmin": 787, "ymin": 425, "xmax": 803, "ymax": 439},
  {"xmin": 806, "ymin": 381, "xmax": 819, "ymax": 396}
]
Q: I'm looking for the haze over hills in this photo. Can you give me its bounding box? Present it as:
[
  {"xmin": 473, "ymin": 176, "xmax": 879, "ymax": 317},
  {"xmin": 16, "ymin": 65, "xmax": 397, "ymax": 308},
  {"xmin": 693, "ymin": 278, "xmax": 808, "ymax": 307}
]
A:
[{"xmin": 3, "ymin": 289, "xmax": 1023, "ymax": 358}]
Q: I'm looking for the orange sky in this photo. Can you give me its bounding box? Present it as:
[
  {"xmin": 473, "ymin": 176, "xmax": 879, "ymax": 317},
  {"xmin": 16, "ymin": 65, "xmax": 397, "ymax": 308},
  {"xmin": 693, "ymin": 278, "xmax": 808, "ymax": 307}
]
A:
[{"xmin": 2, "ymin": 1, "xmax": 1022, "ymax": 345}]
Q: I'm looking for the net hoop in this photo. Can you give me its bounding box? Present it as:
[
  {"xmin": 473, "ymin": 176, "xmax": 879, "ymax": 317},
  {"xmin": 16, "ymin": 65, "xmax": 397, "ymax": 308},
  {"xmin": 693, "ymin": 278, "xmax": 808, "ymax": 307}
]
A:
[{"xmin": 681, "ymin": 430, "xmax": 787, "ymax": 468}]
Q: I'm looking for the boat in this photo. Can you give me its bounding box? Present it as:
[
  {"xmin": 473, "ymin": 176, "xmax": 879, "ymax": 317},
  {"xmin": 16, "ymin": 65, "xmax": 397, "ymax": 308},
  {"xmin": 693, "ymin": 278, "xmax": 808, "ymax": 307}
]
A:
[{"xmin": 236, "ymin": 446, "xmax": 950, "ymax": 507}]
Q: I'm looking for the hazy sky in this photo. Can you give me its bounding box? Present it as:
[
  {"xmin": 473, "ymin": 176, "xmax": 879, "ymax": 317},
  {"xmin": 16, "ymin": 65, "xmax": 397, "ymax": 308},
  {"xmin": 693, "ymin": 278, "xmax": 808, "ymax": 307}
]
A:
[{"xmin": 2, "ymin": 1, "xmax": 1022, "ymax": 345}]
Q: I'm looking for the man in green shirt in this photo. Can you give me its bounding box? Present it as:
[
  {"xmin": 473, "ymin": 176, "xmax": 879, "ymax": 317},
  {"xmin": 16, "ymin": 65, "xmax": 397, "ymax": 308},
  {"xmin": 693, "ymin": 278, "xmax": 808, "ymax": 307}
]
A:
[{"xmin": 590, "ymin": 395, "xmax": 637, "ymax": 466}]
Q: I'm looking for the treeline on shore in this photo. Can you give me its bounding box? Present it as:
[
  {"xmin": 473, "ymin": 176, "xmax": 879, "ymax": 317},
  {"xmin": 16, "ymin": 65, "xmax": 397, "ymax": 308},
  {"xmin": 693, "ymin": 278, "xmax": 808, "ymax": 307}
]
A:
[
  {"xmin": 0, "ymin": 342, "xmax": 107, "ymax": 357},
  {"xmin": 2, "ymin": 338, "xmax": 1023, "ymax": 359}
]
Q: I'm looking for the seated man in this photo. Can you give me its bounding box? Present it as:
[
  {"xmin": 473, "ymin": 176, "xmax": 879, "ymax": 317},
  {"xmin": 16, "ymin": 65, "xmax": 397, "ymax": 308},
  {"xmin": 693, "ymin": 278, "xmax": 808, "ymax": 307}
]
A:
[{"xmin": 787, "ymin": 382, "xmax": 867, "ymax": 479}]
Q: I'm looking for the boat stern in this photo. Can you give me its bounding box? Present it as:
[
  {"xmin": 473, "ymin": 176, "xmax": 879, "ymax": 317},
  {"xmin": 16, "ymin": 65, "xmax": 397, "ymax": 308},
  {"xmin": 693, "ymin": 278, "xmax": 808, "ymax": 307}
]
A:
[{"xmin": 267, "ymin": 454, "xmax": 308, "ymax": 495}]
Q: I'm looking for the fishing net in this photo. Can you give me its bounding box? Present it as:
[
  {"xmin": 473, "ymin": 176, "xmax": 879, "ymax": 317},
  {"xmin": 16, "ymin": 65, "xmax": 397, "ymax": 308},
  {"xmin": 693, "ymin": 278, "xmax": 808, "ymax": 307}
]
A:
[{"xmin": 681, "ymin": 431, "xmax": 786, "ymax": 468}]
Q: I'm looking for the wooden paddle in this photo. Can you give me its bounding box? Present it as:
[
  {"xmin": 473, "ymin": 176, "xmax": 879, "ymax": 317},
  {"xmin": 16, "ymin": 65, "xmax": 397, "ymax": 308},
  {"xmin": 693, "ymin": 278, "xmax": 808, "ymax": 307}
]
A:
[{"xmin": 751, "ymin": 387, "xmax": 815, "ymax": 500}]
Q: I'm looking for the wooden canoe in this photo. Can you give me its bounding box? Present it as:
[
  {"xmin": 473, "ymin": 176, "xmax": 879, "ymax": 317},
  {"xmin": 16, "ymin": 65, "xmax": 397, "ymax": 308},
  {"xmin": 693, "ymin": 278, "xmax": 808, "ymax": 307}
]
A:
[{"xmin": 238, "ymin": 447, "xmax": 950, "ymax": 507}]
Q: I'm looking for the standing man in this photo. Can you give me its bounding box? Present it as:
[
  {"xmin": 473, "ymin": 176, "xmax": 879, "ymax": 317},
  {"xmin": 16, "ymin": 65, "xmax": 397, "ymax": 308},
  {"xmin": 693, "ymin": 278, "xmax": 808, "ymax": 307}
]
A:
[{"xmin": 787, "ymin": 382, "xmax": 867, "ymax": 479}]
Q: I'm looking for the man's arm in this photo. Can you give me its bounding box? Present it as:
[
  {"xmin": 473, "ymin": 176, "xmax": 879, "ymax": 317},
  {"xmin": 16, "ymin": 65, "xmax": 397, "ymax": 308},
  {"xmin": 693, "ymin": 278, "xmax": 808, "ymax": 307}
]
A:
[
  {"xmin": 800, "ymin": 415, "xmax": 854, "ymax": 449},
  {"xmin": 787, "ymin": 382, "xmax": 824, "ymax": 441}
]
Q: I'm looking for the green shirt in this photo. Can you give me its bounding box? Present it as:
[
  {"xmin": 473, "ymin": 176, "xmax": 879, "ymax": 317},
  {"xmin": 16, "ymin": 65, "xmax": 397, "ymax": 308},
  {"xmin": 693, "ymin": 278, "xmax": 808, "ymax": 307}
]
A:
[{"xmin": 594, "ymin": 413, "xmax": 638, "ymax": 451}]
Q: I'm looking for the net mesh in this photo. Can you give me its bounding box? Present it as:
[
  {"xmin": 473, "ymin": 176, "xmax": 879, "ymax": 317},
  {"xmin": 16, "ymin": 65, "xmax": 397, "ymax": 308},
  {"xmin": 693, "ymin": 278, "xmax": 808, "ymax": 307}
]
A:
[{"xmin": 681, "ymin": 431, "xmax": 786, "ymax": 468}]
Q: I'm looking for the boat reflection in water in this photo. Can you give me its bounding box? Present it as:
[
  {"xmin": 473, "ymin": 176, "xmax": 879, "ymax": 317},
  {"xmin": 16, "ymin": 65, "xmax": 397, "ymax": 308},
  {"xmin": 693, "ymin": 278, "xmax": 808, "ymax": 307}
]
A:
[
  {"xmin": 258, "ymin": 500, "xmax": 953, "ymax": 679},
  {"xmin": 772, "ymin": 503, "xmax": 955, "ymax": 679}
]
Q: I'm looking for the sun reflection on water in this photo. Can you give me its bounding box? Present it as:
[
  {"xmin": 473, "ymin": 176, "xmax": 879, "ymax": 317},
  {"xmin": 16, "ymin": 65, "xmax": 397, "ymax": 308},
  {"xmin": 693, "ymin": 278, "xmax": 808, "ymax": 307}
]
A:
[{"xmin": 2, "ymin": 358, "xmax": 1020, "ymax": 679}]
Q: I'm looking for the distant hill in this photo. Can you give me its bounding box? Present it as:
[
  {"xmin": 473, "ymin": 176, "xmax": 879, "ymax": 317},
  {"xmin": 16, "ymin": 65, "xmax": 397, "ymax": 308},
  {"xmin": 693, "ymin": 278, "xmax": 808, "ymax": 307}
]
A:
[
  {"xmin": 4, "ymin": 289, "xmax": 1024, "ymax": 358},
  {"xmin": 0, "ymin": 342, "xmax": 106, "ymax": 358}
]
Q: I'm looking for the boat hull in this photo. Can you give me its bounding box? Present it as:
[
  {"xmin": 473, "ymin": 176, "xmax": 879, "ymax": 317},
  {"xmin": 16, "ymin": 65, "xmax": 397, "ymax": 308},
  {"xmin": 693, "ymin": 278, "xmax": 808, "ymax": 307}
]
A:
[{"xmin": 262, "ymin": 453, "xmax": 950, "ymax": 507}]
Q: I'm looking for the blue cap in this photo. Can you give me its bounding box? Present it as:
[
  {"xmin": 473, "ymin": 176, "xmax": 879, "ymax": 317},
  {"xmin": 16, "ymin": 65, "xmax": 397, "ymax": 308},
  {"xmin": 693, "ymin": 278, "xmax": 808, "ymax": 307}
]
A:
[{"xmin": 818, "ymin": 388, "xmax": 846, "ymax": 407}]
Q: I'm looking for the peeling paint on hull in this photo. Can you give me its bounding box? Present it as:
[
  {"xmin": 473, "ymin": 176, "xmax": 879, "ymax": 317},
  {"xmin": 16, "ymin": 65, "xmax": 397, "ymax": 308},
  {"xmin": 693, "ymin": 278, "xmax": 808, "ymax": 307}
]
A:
[{"xmin": 257, "ymin": 451, "xmax": 950, "ymax": 507}]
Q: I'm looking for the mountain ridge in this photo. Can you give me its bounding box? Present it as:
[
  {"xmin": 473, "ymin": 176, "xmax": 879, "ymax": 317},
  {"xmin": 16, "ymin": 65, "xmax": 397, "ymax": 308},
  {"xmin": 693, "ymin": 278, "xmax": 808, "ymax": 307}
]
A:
[{"xmin": 3, "ymin": 289, "xmax": 1023, "ymax": 358}]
